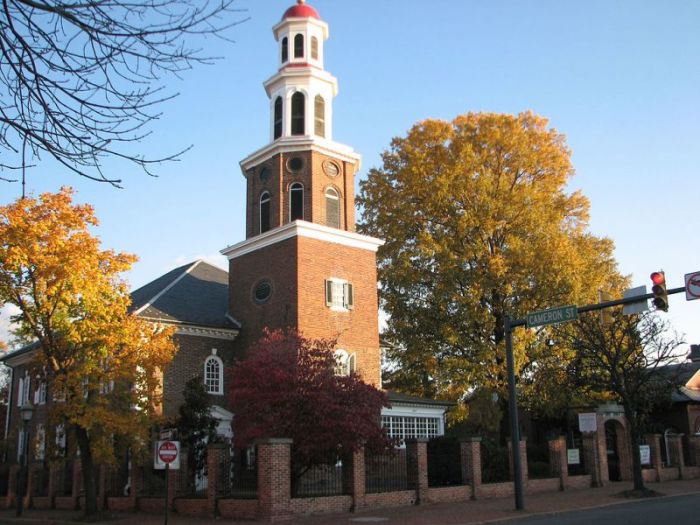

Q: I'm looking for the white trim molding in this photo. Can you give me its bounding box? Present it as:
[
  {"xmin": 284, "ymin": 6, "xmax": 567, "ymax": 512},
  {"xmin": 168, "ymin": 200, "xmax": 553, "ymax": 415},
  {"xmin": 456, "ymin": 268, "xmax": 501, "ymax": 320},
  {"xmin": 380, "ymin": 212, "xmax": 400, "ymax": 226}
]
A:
[
  {"xmin": 220, "ymin": 220, "xmax": 384, "ymax": 260},
  {"xmin": 240, "ymin": 137, "xmax": 361, "ymax": 174}
]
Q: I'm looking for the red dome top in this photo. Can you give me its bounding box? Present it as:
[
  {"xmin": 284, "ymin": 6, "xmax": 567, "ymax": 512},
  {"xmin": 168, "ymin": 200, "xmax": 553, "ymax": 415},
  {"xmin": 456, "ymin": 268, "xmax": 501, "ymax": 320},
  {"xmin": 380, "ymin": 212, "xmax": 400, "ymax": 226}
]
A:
[{"xmin": 283, "ymin": 0, "xmax": 320, "ymax": 20}]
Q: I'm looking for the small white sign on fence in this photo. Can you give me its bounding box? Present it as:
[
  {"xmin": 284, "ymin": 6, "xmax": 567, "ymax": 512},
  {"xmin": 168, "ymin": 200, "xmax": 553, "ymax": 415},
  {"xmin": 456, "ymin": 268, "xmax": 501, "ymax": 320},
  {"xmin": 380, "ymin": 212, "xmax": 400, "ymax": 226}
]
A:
[
  {"xmin": 567, "ymin": 449, "xmax": 580, "ymax": 465},
  {"xmin": 640, "ymin": 445, "xmax": 651, "ymax": 465},
  {"xmin": 578, "ymin": 412, "xmax": 598, "ymax": 433}
]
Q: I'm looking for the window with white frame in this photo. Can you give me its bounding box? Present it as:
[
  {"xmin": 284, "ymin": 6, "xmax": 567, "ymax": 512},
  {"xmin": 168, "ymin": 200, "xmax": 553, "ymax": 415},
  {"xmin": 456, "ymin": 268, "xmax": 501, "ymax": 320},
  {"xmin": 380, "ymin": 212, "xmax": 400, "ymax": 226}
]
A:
[
  {"xmin": 204, "ymin": 354, "xmax": 223, "ymax": 395},
  {"xmin": 34, "ymin": 381, "xmax": 47, "ymax": 405},
  {"xmin": 55, "ymin": 424, "xmax": 66, "ymax": 456},
  {"xmin": 381, "ymin": 415, "xmax": 441, "ymax": 442},
  {"xmin": 17, "ymin": 372, "xmax": 30, "ymax": 406},
  {"xmin": 333, "ymin": 350, "xmax": 357, "ymax": 376},
  {"xmin": 35, "ymin": 424, "xmax": 46, "ymax": 460},
  {"xmin": 325, "ymin": 278, "xmax": 353, "ymax": 311}
]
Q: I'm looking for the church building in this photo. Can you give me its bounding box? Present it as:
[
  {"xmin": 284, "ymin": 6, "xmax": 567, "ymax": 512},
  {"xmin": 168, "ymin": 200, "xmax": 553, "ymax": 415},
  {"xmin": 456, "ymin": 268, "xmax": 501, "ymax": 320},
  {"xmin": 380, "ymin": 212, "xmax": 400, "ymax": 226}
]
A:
[{"xmin": 2, "ymin": 0, "xmax": 450, "ymax": 461}]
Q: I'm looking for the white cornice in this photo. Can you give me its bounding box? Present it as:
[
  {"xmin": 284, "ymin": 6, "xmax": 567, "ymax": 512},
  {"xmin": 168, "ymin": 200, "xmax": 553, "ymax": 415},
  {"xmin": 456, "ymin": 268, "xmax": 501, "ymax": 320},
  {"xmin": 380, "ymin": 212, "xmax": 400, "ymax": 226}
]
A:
[
  {"xmin": 264, "ymin": 68, "xmax": 338, "ymax": 97},
  {"xmin": 220, "ymin": 220, "xmax": 384, "ymax": 260},
  {"xmin": 3, "ymin": 349, "xmax": 35, "ymax": 367},
  {"xmin": 240, "ymin": 138, "xmax": 361, "ymax": 173},
  {"xmin": 272, "ymin": 17, "xmax": 329, "ymax": 40},
  {"xmin": 174, "ymin": 325, "xmax": 239, "ymax": 341},
  {"xmin": 135, "ymin": 318, "xmax": 239, "ymax": 341}
]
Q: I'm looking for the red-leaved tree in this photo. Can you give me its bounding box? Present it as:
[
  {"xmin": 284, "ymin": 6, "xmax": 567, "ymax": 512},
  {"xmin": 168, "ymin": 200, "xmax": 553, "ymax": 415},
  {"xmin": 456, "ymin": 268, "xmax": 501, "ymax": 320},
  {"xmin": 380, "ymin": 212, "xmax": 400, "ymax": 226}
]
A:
[{"xmin": 229, "ymin": 329, "xmax": 392, "ymax": 478}]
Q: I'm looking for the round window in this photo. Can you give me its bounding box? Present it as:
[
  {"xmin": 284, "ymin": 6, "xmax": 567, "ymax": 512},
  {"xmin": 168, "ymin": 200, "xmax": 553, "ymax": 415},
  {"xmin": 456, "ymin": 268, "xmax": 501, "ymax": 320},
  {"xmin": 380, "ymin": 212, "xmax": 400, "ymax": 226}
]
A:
[
  {"xmin": 323, "ymin": 160, "xmax": 340, "ymax": 177},
  {"xmin": 258, "ymin": 166, "xmax": 270, "ymax": 182},
  {"xmin": 253, "ymin": 280, "xmax": 273, "ymax": 304},
  {"xmin": 287, "ymin": 156, "xmax": 304, "ymax": 172}
]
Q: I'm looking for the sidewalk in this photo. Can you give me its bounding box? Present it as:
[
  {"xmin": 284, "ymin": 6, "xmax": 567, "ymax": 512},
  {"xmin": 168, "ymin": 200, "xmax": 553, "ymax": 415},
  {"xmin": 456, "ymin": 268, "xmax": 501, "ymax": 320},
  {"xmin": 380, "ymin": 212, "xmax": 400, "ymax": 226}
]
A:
[{"xmin": 2, "ymin": 478, "xmax": 700, "ymax": 525}]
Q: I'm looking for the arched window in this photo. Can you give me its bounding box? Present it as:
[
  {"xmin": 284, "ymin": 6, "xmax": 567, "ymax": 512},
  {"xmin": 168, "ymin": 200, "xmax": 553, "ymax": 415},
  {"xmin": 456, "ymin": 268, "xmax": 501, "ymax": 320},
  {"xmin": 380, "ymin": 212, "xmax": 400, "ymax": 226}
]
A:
[
  {"xmin": 314, "ymin": 95, "xmax": 325, "ymax": 138},
  {"xmin": 281, "ymin": 37, "xmax": 288, "ymax": 63},
  {"xmin": 204, "ymin": 355, "xmax": 223, "ymax": 395},
  {"xmin": 260, "ymin": 191, "xmax": 271, "ymax": 234},
  {"xmin": 291, "ymin": 92, "xmax": 305, "ymax": 135},
  {"xmin": 325, "ymin": 187, "xmax": 340, "ymax": 228},
  {"xmin": 333, "ymin": 350, "xmax": 356, "ymax": 376},
  {"xmin": 294, "ymin": 33, "xmax": 304, "ymax": 58},
  {"xmin": 289, "ymin": 182, "xmax": 304, "ymax": 221},
  {"xmin": 274, "ymin": 97, "xmax": 283, "ymax": 139},
  {"xmin": 311, "ymin": 36, "xmax": 319, "ymax": 60}
]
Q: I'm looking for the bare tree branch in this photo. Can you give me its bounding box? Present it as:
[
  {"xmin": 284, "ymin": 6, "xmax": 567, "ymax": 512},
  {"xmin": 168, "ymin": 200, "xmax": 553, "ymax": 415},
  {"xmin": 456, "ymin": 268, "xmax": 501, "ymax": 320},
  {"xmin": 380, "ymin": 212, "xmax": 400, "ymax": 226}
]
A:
[{"xmin": 0, "ymin": 0, "xmax": 248, "ymax": 186}]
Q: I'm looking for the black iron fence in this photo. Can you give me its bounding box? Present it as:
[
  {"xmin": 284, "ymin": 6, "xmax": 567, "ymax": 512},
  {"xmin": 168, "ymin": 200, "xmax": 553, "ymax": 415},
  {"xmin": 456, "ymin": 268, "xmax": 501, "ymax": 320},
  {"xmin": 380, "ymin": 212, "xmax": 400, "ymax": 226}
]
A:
[
  {"xmin": 427, "ymin": 437, "xmax": 464, "ymax": 487},
  {"xmin": 365, "ymin": 449, "xmax": 410, "ymax": 493},
  {"xmin": 105, "ymin": 462, "xmax": 130, "ymax": 497},
  {"xmin": 480, "ymin": 439, "xmax": 509, "ymax": 483},
  {"xmin": 58, "ymin": 460, "xmax": 73, "ymax": 496},
  {"xmin": 292, "ymin": 451, "xmax": 346, "ymax": 498},
  {"xmin": 137, "ymin": 466, "xmax": 166, "ymax": 497},
  {"xmin": 217, "ymin": 447, "xmax": 257, "ymax": 499},
  {"xmin": 29, "ymin": 464, "xmax": 50, "ymax": 497},
  {"xmin": 526, "ymin": 442, "xmax": 552, "ymax": 479}
]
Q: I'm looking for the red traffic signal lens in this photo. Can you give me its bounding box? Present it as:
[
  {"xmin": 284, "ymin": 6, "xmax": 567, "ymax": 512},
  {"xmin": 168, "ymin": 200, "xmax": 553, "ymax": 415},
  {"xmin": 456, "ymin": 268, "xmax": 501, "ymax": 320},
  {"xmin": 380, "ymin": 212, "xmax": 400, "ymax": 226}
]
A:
[{"xmin": 650, "ymin": 272, "xmax": 665, "ymax": 285}]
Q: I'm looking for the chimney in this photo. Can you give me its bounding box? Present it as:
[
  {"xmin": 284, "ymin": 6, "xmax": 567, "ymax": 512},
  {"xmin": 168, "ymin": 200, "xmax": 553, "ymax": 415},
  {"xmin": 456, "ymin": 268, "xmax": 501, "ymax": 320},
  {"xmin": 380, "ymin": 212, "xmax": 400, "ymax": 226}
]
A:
[{"xmin": 688, "ymin": 344, "xmax": 700, "ymax": 363}]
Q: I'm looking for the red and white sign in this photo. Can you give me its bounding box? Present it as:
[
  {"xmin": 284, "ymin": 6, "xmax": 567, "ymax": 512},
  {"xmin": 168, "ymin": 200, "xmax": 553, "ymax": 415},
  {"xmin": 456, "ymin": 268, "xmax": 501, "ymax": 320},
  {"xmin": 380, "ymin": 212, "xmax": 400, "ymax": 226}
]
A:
[
  {"xmin": 154, "ymin": 440, "xmax": 180, "ymax": 470},
  {"xmin": 685, "ymin": 272, "xmax": 700, "ymax": 301}
]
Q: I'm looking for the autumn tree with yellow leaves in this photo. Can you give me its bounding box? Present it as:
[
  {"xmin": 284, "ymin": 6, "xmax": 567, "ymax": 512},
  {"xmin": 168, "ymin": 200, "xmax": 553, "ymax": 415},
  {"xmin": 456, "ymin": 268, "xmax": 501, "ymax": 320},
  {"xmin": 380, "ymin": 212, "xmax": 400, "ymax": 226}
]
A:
[
  {"xmin": 359, "ymin": 112, "xmax": 625, "ymax": 417},
  {"xmin": 0, "ymin": 188, "xmax": 176, "ymax": 515}
]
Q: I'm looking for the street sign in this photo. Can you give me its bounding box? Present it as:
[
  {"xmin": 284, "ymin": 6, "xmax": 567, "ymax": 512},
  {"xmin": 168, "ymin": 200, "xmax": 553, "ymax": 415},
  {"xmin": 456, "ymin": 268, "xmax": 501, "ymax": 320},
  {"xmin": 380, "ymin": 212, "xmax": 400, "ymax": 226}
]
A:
[
  {"xmin": 154, "ymin": 440, "xmax": 180, "ymax": 470},
  {"xmin": 526, "ymin": 305, "xmax": 578, "ymax": 328},
  {"xmin": 685, "ymin": 271, "xmax": 700, "ymax": 301},
  {"xmin": 622, "ymin": 285, "xmax": 649, "ymax": 315}
]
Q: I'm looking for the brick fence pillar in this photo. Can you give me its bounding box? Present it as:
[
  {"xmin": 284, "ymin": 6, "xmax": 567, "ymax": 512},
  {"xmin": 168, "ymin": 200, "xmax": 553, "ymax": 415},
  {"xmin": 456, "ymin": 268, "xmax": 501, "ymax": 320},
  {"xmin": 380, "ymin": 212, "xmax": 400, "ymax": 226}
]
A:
[
  {"xmin": 8, "ymin": 465, "xmax": 19, "ymax": 508},
  {"xmin": 460, "ymin": 437, "xmax": 481, "ymax": 500},
  {"xmin": 646, "ymin": 434, "xmax": 662, "ymax": 482},
  {"xmin": 687, "ymin": 435, "xmax": 700, "ymax": 468},
  {"xmin": 97, "ymin": 464, "xmax": 107, "ymax": 511},
  {"xmin": 206, "ymin": 443, "xmax": 228, "ymax": 517},
  {"xmin": 256, "ymin": 438, "xmax": 292, "ymax": 522},
  {"xmin": 582, "ymin": 433, "xmax": 603, "ymax": 487},
  {"xmin": 48, "ymin": 462, "xmax": 60, "ymax": 508},
  {"xmin": 508, "ymin": 439, "xmax": 528, "ymax": 483},
  {"xmin": 667, "ymin": 434, "xmax": 685, "ymax": 479},
  {"xmin": 405, "ymin": 438, "xmax": 429, "ymax": 505},
  {"xmin": 25, "ymin": 463, "xmax": 36, "ymax": 510},
  {"xmin": 343, "ymin": 448, "xmax": 366, "ymax": 512},
  {"xmin": 548, "ymin": 436, "xmax": 568, "ymax": 490},
  {"xmin": 128, "ymin": 461, "xmax": 140, "ymax": 510},
  {"xmin": 72, "ymin": 459, "xmax": 82, "ymax": 504}
]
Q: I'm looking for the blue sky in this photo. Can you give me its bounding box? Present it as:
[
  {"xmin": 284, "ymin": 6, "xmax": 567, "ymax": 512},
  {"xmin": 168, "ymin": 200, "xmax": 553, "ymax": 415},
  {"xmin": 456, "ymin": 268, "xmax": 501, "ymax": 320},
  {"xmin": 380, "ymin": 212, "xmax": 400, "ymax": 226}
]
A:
[{"xmin": 1, "ymin": 0, "xmax": 698, "ymax": 350}]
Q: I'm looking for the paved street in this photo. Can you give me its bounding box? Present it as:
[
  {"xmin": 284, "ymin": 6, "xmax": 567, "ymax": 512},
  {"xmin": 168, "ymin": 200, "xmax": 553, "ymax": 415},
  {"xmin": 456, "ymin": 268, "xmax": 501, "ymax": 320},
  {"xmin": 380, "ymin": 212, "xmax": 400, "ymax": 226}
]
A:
[{"xmin": 502, "ymin": 493, "xmax": 700, "ymax": 525}]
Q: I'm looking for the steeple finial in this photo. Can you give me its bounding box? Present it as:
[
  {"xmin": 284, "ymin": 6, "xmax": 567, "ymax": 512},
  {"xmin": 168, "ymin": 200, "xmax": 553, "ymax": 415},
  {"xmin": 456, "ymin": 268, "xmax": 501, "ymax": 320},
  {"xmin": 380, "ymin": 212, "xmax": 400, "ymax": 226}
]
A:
[{"xmin": 298, "ymin": 0, "xmax": 305, "ymax": 4}]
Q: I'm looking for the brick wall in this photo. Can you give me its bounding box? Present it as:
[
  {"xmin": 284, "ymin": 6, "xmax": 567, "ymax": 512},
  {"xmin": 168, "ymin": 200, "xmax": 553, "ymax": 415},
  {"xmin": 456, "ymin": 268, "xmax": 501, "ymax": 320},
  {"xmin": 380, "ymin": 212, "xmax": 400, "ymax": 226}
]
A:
[
  {"xmin": 228, "ymin": 234, "xmax": 381, "ymax": 387},
  {"xmin": 244, "ymin": 150, "xmax": 358, "ymax": 239},
  {"xmin": 162, "ymin": 334, "xmax": 235, "ymax": 419}
]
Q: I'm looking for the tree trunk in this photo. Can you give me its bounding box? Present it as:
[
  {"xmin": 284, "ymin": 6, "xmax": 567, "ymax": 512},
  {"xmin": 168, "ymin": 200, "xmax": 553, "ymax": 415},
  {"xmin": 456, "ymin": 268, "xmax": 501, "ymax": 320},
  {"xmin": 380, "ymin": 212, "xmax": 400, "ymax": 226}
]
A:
[
  {"xmin": 75, "ymin": 425, "xmax": 98, "ymax": 515},
  {"xmin": 623, "ymin": 406, "xmax": 645, "ymax": 491}
]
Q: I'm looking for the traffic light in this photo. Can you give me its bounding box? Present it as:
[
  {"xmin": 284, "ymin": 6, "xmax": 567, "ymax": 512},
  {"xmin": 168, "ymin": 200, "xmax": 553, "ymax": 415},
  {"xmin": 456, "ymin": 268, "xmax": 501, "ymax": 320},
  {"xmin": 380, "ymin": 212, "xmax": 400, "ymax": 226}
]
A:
[{"xmin": 650, "ymin": 271, "xmax": 668, "ymax": 312}]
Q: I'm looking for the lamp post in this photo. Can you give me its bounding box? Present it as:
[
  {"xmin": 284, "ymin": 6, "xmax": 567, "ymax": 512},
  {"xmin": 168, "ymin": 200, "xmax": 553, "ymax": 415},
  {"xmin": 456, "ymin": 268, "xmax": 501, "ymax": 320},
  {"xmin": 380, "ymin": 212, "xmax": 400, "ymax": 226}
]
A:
[{"xmin": 16, "ymin": 402, "xmax": 34, "ymax": 517}]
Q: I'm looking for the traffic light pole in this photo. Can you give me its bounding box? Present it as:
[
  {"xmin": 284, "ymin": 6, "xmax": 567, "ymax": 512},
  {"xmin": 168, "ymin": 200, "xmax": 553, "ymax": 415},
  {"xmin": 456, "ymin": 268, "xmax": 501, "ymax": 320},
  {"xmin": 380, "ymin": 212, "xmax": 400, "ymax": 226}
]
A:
[
  {"xmin": 504, "ymin": 315, "xmax": 524, "ymax": 510},
  {"xmin": 503, "ymin": 285, "xmax": 685, "ymax": 512}
]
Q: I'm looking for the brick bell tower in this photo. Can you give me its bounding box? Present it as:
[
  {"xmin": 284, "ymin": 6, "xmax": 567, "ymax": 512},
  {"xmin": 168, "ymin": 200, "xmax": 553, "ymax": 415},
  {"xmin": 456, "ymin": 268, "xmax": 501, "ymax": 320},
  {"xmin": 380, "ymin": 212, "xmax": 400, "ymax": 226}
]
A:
[{"xmin": 221, "ymin": 0, "xmax": 383, "ymax": 387}]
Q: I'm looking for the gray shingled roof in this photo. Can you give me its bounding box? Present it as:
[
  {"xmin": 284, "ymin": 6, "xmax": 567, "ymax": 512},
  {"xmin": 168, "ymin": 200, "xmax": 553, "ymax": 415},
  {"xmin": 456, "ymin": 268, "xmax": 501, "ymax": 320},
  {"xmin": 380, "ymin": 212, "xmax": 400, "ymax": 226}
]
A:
[
  {"xmin": 130, "ymin": 260, "xmax": 239, "ymax": 330},
  {"xmin": 387, "ymin": 390, "xmax": 455, "ymax": 408}
]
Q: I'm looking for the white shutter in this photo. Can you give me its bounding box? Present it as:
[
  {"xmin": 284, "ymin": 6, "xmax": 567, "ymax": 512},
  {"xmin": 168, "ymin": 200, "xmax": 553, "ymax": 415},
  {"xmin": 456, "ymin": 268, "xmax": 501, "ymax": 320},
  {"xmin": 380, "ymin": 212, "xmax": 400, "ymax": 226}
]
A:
[{"xmin": 17, "ymin": 377, "xmax": 23, "ymax": 407}]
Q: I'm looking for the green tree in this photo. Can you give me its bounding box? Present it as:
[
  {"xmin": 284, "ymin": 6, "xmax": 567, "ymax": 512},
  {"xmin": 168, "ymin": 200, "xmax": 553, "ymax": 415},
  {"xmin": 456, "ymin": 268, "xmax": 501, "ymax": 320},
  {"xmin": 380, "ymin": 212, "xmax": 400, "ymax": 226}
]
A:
[
  {"xmin": 359, "ymin": 111, "xmax": 625, "ymax": 412},
  {"xmin": 0, "ymin": 188, "xmax": 176, "ymax": 515},
  {"xmin": 556, "ymin": 311, "xmax": 683, "ymax": 492},
  {"xmin": 176, "ymin": 377, "xmax": 219, "ymax": 489}
]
